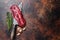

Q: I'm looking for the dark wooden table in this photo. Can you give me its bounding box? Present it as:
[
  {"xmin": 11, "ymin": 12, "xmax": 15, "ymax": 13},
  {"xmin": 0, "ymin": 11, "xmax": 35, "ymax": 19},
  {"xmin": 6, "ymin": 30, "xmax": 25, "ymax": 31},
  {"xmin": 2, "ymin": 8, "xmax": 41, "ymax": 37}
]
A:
[{"xmin": 0, "ymin": 0, "xmax": 60, "ymax": 40}]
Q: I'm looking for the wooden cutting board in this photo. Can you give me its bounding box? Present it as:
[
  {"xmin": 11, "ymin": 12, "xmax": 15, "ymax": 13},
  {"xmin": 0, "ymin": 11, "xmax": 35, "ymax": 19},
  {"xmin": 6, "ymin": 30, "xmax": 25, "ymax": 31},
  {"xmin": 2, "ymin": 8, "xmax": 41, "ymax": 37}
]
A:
[{"xmin": 0, "ymin": 0, "xmax": 60, "ymax": 40}]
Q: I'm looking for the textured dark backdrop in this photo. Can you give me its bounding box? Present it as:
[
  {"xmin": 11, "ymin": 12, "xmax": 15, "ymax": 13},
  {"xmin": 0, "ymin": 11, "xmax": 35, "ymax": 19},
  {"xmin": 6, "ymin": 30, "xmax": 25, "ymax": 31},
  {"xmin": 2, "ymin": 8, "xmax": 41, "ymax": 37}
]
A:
[{"xmin": 0, "ymin": 0, "xmax": 60, "ymax": 40}]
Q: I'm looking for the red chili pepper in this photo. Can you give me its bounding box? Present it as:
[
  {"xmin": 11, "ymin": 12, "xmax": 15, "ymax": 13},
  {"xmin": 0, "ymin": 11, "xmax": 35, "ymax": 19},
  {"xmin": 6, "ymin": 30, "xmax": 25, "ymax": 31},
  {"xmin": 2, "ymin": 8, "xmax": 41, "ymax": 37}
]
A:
[{"xmin": 10, "ymin": 4, "xmax": 26, "ymax": 28}]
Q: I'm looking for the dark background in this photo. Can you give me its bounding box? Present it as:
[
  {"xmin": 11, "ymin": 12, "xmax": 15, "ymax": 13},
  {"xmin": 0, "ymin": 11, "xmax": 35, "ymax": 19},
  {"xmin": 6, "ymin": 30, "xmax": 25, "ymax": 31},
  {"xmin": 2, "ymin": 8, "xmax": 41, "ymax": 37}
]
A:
[{"xmin": 0, "ymin": 0, "xmax": 60, "ymax": 40}]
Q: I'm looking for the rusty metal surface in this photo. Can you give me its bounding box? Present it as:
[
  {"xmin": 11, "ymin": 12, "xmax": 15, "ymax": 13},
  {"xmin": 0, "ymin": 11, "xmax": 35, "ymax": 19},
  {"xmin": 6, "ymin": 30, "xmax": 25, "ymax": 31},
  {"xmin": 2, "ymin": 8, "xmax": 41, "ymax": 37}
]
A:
[{"xmin": 0, "ymin": 0, "xmax": 60, "ymax": 40}]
